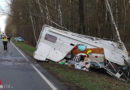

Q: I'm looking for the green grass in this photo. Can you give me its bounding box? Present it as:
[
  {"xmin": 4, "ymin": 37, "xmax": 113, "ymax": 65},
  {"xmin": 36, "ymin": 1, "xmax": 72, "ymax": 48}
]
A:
[
  {"xmin": 13, "ymin": 41, "xmax": 130, "ymax": 90},
  {"xmin": 15, "ymin": 42, "xmax": 36, "ymax": 56},
  {"xmin": 47, "ymin": 65, "xmax": 130, "ymax": 90}
]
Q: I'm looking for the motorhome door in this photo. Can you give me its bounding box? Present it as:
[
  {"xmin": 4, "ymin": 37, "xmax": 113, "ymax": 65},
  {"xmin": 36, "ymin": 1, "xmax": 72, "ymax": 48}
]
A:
[{"xmin": 47, "ymin": 38, "xmax": 75, "ymax": 62}]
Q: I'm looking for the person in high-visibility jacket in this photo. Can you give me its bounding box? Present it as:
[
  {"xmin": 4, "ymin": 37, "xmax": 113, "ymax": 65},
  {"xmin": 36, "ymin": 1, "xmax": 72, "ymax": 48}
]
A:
[{"xmin": 3, "ymin": 37, "xmax": 8, "ymax": 50}]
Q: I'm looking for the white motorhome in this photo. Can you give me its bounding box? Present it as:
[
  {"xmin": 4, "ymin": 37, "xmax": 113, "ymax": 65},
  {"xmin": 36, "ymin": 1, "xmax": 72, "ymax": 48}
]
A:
[
  {"xmin": 34, "ymin": 25, "xmax": 129, "ymax": 66},
  {"xmin": 34, "ymin": 25, "xmax": 130, "ymax": 81}
]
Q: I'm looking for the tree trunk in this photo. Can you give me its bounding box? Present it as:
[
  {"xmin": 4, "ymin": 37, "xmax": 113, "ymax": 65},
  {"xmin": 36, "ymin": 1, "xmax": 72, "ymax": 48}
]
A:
[{"xmin": 79, "ymin": 0, "xmax": 85, "ymax": 34}]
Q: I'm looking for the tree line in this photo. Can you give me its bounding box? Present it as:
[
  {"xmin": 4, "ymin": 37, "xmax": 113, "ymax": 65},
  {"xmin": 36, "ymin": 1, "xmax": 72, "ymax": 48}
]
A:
[{"xmin": 5, "ymin": 0, "xmax": 130, "ymax": 51}]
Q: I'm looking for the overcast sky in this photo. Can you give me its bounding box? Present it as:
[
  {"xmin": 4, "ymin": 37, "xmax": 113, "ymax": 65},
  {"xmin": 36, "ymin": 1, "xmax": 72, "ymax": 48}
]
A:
[{"xmin": 0, "ymin": 0, "xmax": 9, "ymax": 32}]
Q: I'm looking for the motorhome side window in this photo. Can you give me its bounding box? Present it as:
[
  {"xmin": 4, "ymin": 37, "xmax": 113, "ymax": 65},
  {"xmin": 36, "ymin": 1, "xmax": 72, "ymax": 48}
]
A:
[{"xmin": 45, "ymin": 34, "xmax": 57, "ymax": 43}]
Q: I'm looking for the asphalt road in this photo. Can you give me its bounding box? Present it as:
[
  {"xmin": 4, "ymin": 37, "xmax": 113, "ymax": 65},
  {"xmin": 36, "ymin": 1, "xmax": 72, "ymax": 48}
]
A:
[{"xmin": 0, "ymin": 40, "xmax": 66, "ymax": 90}]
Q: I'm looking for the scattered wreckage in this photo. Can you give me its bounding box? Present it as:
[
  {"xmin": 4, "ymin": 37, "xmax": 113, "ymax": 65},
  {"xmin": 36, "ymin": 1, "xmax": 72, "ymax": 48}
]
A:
[{"xmin": 34, "ymin": 25, "xmax": 130, "ymax": 82}]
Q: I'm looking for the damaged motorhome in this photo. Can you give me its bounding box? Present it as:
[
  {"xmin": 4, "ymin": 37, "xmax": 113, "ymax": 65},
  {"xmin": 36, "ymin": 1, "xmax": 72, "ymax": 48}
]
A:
[{"xmin": 34, "ymin": 25, "xmax": 130, "ymax": 81}]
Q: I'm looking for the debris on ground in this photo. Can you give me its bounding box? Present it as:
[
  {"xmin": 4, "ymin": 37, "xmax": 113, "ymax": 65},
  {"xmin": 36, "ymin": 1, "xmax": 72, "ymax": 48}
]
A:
[{"xmin": 34, "ymin": 25, "xmax": 130, "ymax": 82}]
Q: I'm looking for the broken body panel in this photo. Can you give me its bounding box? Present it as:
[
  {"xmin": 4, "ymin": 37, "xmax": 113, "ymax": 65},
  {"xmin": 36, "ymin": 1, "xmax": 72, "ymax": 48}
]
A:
[{"xmin": 34, "ymin": 25, "xmax": 129, "ymax": 66}]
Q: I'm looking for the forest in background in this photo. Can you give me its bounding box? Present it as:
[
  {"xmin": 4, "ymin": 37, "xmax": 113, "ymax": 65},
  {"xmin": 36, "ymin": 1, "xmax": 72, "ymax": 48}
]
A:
[{"xmin": 5, "ymin": 0, "xmax": 130, "ymax": 51}]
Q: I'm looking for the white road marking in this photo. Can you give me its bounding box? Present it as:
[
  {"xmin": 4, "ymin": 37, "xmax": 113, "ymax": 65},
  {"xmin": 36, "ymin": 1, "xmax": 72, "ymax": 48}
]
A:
[{"xmin": 11, "ymin": 42, "xmax": 57, "ymax": 90}]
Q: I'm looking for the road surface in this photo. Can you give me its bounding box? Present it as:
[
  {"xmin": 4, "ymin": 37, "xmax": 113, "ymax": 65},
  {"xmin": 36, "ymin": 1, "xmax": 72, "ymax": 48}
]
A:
[{"xmin": 0, "ymin": 40, "xmax": 66, "ymax": 90}]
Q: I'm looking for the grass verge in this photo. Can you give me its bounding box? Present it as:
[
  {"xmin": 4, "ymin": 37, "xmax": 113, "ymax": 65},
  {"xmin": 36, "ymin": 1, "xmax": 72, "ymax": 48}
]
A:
[
  {"xmin": 14, "ymin": 41, "xmax": 130, "ymax": 90},
  {"xmin": 15, "ymin": 42, "xmax": 36, "ymax": 56}
]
